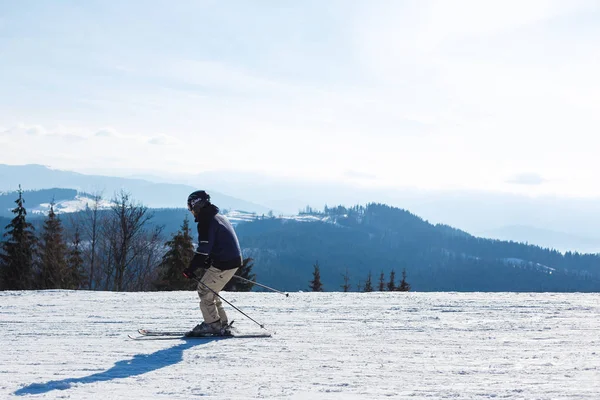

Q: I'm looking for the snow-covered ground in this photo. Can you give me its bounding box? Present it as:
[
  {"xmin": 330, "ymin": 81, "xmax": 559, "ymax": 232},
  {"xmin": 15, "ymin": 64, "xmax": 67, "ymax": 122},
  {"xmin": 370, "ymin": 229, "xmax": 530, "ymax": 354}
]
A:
[
  {"xmin": 30, "ymin": 196, "xmax": 113, "ymax": 215},
  {"xmin": 1, "ymin": 291, "xmax": 599, "ymax": 399}
]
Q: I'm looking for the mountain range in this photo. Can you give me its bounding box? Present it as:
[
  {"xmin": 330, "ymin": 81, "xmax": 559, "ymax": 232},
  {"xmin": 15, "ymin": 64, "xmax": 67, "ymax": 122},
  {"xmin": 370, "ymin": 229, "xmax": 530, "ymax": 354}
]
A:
[
  {"xmin": 235, "ymin": 204, "xmax": 600, "ymax": 292},
  {"xmin": 2, "ymin": 164, "xmax": 600, "ymax": 292},
  {"xmin": 2, "ymin": 164, "xmax": 600, "ymax": 253},
  {"xmin": 1, "ymin": 180, "xmax": 600, "ymax": 291},
  {"xmin": 0, "ymin": 164, "xmax": 273, "ymax": 214}
]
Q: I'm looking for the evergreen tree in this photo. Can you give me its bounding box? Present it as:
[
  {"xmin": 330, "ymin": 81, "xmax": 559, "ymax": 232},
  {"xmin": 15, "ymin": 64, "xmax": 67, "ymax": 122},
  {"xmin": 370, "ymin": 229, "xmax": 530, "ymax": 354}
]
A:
[
  {"xmin": 224, "ymin": 257, "xmax": 256, "ymax": 291},
  {"xmin": 364, "ymin": 270, "xmax": 373, "ymax": 292},
  {"xmin": 397, "ymin": 268, "xmax": 411, "ymax": 291},
  {"xmin": 378, "ymin": 271, "xmax": 385, "ymax": 291},
  {"xmin": 0, "ymin": 186, "xmax": 36, "ymax": 290},
  {"xmin": 387, "ymin": 269, "xmax": 396, "ymax": 291},
  {"xmin": 341, "ymin": 268, "xmax": 351, "ymax": 292},
  {"xmin": 309, "ymin": 261, "xmax": 323, "ymax": 291},
  {"xmin": 154, "ymin": 217, "xmax": 196, "ymax": 290},
  {"xmin": 37, "ymin": 203, "xmax": 68, "ymax": 289},
  {"xmin": 66, "ymin": 228, "xmax": 86, "ymax": 289}
]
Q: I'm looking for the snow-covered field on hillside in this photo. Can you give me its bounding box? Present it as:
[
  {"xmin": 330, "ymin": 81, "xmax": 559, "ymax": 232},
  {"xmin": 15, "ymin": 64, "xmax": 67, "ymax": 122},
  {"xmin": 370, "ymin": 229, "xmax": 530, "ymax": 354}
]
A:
[{"xmin": 1, "ymin": 291, "xmax": 599, "ymax": 399}]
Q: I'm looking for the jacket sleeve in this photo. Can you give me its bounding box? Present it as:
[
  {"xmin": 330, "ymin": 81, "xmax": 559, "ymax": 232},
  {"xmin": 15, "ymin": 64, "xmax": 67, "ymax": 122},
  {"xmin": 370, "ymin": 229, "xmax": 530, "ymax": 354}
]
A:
[
  {"xmin": 196, "ymin": 220, "xmax": 215, "ymax": 255},
  {"xmin": 189, "ymin": 221, "xmax": 216, "ymax": 270}
]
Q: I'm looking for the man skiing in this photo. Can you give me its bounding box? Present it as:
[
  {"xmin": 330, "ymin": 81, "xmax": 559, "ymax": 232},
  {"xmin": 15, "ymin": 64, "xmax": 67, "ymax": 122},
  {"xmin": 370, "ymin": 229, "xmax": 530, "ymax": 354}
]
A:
[{"xmin": 182, "ymin": 190, "xmax": 243, "ymax": 336}]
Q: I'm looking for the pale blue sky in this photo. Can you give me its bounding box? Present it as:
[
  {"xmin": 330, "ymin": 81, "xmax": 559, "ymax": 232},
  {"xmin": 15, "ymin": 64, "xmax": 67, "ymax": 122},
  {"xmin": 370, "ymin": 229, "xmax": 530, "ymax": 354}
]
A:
[{"xmin": 1, "ymin": 0, "xmax": 599, "ymax": 197}]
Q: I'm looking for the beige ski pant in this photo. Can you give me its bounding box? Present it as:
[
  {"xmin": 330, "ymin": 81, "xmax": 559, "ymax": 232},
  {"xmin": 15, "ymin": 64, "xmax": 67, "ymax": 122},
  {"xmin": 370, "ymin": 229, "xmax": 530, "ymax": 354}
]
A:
[{"xmin": 197, "ymin": 266, "xmax": 238, "ymax": 324}]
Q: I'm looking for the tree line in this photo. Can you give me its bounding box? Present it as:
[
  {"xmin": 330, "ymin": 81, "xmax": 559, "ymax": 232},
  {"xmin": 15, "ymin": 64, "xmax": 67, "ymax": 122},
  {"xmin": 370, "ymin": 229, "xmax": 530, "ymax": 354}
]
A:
[
  {"xmin": 0, "ymin": 188, "xmax": 412, "ymax": 293},
  {"xmin": 9, "ymin": 188, "xmax": 598, "ymax": 292},
  {"xmin": 0, "ymin": 187, "xmax": 255, "ymax": 292},
  {"xmin": 309, "ymin": 261, "xmax": 411, "ymax": 292}
]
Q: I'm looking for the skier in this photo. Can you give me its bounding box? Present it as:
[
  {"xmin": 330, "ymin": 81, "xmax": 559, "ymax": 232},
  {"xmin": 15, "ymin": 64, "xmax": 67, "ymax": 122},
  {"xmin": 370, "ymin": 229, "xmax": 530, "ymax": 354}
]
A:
[{"xmin": 182, "ymin": 190, "xmax": 243, "ymax": 336}]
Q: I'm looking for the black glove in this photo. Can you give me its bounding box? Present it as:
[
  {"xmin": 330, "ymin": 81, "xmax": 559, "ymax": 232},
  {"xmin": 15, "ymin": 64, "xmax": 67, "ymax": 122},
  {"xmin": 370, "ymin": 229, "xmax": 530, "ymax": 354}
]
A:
[{"xmin": 182, "ymin": 266, "xmax": 198, "ymax": 279}]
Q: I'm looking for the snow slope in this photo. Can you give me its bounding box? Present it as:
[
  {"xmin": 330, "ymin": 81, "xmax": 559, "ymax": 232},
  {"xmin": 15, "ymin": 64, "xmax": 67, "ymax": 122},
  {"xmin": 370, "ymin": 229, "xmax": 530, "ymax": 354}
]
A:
[
  {"xmin": 1, "ymin": 291, "xmax": 599, "ymax": 399},
  {"xmin": 29, "ymin": 196, "xmax": 113, "ymax": 215}
]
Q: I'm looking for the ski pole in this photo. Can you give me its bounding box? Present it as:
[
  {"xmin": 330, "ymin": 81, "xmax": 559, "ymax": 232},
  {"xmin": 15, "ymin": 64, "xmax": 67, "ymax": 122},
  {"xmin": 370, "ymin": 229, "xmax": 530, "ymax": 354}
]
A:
[
  {"xmin": 233, "ymin": 275, "xmax": 289, "ymax": 297},
  {"xmin": 191, "ymin": 276, "xmax": 268, "ymax": 330}
]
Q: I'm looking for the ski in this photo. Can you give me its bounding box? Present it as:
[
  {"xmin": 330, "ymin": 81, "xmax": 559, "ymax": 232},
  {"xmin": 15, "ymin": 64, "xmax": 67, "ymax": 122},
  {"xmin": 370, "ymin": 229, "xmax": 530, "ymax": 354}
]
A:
[
  {"xmin": 129, "ymin": 334, "xmax": 185, "ymax": 340},
  {"xmin": 128, "ymin": 332, "xmax": 271, "ymax": 340},
  {"xmin": 138, "ymin": 329, "xmax": 187, "ymax": 336},
  {"xmin": 133, "ymin": 321, "xmax": 271, "ymax": 340},
  {"xmin": 138, "ymin": 319, "xmax": 236, "ymax": 336},
  {"xmin": 138, "ymin": 328, "xmax": 237, "ymax": 337}
]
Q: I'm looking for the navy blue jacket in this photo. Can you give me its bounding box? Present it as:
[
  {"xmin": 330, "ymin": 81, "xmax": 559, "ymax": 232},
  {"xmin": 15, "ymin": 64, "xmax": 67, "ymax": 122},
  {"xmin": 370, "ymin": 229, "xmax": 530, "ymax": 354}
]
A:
[{"xmin": 190, "ymin": 211, "xmax": 242, "ymax": 271}]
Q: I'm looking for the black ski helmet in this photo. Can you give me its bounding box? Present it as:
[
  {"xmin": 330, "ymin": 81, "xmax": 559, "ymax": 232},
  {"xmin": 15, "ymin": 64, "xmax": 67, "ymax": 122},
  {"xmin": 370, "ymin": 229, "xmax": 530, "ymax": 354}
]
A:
[{"xmin": 187, "ymin": 190, "xmax": 210, "ymax": 213}]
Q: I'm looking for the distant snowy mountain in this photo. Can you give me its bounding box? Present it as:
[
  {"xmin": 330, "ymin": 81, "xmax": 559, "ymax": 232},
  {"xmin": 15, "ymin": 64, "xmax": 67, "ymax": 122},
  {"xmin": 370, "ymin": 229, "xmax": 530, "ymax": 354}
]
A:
[
  {"xmin": 30, "ymin": 195, "xmax": 113, "ymax": 215},
  {"xmin": 215, "ymin": 210, "xmax": 332, "ymax": 229},
  {"xmin": 166, "ymin": 170, "xmax": 600, "ymax": 244},
  {"xmin": 0, "ymin": 164, "xmax": 275, "ymax": 215},
  {"xmin": 3, "ymin": 189, "xmax": 600, "ymax": 291},
  {"xmin": 5, "ymin": 164, "xmax": 600, "ymax": 254},
  {"xmin": 1, "ymin": 189, "xmax": 319, "ymax": 225}
]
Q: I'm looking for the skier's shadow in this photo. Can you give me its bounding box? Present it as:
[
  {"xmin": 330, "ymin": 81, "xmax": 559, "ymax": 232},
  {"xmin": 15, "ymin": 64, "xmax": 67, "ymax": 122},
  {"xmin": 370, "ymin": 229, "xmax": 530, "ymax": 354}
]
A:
[{"xmin": 14, "ymin": 338, "xmax": 221, "ymax": 396}]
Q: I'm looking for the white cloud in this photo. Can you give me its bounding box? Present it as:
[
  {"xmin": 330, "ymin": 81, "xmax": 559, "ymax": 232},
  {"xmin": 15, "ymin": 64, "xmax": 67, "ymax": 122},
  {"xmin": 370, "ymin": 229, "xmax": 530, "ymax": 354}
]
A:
[
  {"xmin": 1, "ymin": 124, "xmax": 46, "ymax": 136},
  {"xmin": 147, "ymin": 134, "xmax": 181, "ymax": 146},
  {"xmin": 24, "ymin": 125, "xmax": 46, "ymax": 136},
  {"xmin": 94, "ymin": 128, "xmax": 119, "ymax": 138},
  {"xmin": 506, "ymin": 173, "xmax": 548, "ymax": 186},
  {"xmin": 1, "ymin": 124, "xmax": 87, "ymax": 141},
  {"xmin": 94, "ymin": 128, "xmax": 151, "ymax": 143}
]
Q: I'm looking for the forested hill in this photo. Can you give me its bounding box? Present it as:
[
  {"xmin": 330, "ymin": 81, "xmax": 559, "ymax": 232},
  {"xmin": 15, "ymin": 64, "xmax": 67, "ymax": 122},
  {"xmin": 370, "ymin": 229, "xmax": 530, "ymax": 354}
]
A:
[
  {"xmin": 3, "ymin": 192, "xmax": 600, "ymax": 292},
  {"xmin": 235, "ymin": 203, "xmax": 600, "ymax": 292}
]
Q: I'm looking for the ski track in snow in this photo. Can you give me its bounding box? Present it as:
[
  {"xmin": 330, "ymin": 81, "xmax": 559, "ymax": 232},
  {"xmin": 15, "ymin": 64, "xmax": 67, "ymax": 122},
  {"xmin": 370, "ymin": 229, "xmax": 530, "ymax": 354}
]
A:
[{"xmin": 1, "ymin": 291, "xmax": 599, "ymax": 399}]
